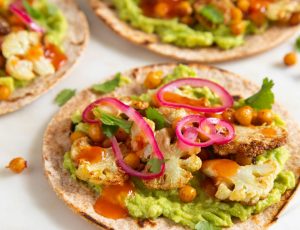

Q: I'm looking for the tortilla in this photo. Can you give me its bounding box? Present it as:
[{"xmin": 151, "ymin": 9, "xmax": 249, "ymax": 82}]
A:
[
  {"xmin": 0, "ymin": 0, "xmax": 89, "ymax": 115},
  {"xmin": 90, "ymin": 0, "xmax": 299, "ymax": 63},
  {"xmin": 43, "ymin": 63, "xmax": 300, "ymax": 230}
]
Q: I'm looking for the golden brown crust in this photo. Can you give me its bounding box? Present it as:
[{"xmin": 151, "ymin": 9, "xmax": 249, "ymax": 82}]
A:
[
  {"xmin": 0, "ymin": 0, "xmax": 89, "ymax": 115},
  {"xmin": 43, "ymin": 63, "xmax": 300, "ymax": 230},
  {"xmin": 90, "ymin": 0, "xmax": 299, "ymax": 63},
  {"xmin": 213, "ymin": 125, "xmax": 288, "ymax": 157}
]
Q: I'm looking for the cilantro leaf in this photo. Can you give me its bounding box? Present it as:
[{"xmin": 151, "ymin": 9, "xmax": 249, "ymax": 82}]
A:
[
  {"xmin": 102, "ymin": 124, "xmax": 119, "ymax": 138},
  {"xmin": 146, "ymin": 158, "xmax": 166, "ymax": 173},
  {"xmin": 54, "ymin": 89, "xmax": 76, "ymax": 106},
  {"xmin": 93, "ymin": 107, "xmax": 132, "ymax": 134},
  {"xmin": 199, "ymin": 5, "xmax": 224, "ymax": 24},
  {"xmin": 245, "ymin": 78, "xmax": 274, "ymax": 110},
  {"xmin": 295, "ymin": 36, "xmax": 300, "ymax": 52},
  {"xmin": 195, "ymin": 221, "xmax": 220, "ymax": 230},
  {"xmin": 92, "ymin": 73, "xmax": 131, "ymax": 94},
  {"xmin": 146, "ymin": 107, "xmax": 166, "ymax": 130}
]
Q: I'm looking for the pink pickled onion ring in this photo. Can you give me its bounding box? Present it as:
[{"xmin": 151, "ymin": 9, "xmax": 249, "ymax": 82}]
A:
[
  {"xmin": 9, "ymin": 2, "xmax": 44, "ymax": 33},
  {"xmin": 82, "ymin": 97, "xmax": 165, "ymax": 180},
  {"xmin": 156, "ymin": 78, "xmax": 233, "ymax": 113},
  {"xmin": 176, "ymin": 115, "xmax": 235, "ymax": 147},
  {"xmin": 199, "ymin": 118, "xmax": 235, "ymax": 144}
]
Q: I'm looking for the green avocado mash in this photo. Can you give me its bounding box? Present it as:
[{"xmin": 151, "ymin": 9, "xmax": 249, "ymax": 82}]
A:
[
  {"xmin": 113, "ymin": 0, "xmax": 244, "ymax": 49},
  {"xmin": 26, "ymin": 0, "xmax": 68, "ymax": 46},
  {"xmin": 125, "ymin": 147, "xmax": 295, "ymax": 229}
]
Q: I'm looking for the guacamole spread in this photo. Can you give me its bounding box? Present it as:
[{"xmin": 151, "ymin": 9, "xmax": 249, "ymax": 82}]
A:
[{"xmin": 111, "ymin": 0, "xmax": 300, "ymax": 49}]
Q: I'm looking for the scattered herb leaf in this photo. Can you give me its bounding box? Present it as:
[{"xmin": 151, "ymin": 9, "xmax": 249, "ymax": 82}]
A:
[
  {"xmin": 245, "ymin": 78, "xmax": 274, "ymax": 110},
  {"xmin": 93, "ymin": 107, "xmax": 132, "ymax": 134},
  {"xmin": 199, "ymin": 5, "xmax": 224, "ymax": 24},
  {"xmin": 54, "ymin": 89, "xmax": 76, "ymax": 106},
  {"xmin": 146, "ymin": 107, "xmax": 166, "ymax": 130},
  {"xmin": 92, "ymin": 73, "xmax": 131, "ymax": 94}
]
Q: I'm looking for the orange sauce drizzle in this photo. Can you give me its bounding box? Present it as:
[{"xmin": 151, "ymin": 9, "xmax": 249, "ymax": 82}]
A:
[
  {"xmin": 75, "ymin": 146, "xmax": 105, "ymax": 164},
  {"xmin": 203, "ymin": 159, "xmax": 240, "ymax": 179},
  {"xmin": 25, "ymin": 44, "xmax": 44, "ymax": 61},
  {"xmin": 261, "ymin": 127, "xmax": 276, "ymax": 138},
  {"xmin": 94, "ymin": 182, "xmax": 135, "ymax": 219},
  {"xmin": 44, "ymin": 43, "xmax": 67, "ymax": 70},
  {"xmin": 163, "ymin": 91, "xmax": 208, "ymax": 107}
]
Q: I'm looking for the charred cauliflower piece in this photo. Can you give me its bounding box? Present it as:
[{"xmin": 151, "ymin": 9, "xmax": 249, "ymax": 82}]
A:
[
  {"xmin": 143, "ymin": 129, "xmax": 202, "ymax": 190},
  {"xmin": 213, "ymin": 125, "xmax": 287, "ymax": 159},
  {"xmin": 70, "ymin": 137, "xmax": 128, "ymax": 185},
  {"xmin": 202, "ymin": 159, "xmax": 280, "ymax": 204},
  {"xmin": 158, "ymin": 107, "xmax": 190, "ymax": 124}
]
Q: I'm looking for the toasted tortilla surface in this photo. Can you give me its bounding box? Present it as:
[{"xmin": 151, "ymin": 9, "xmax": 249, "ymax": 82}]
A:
[
  {"xmin": 90, "ymin": 0, "xmax": 299, "ymax": 63},
  {"xmin": 43, "ymin": 63, "xmax": 300, "ymax": 230},
  {"xmin": 0, "ymin": 0, "xmax": 89, "ymax": 115}
]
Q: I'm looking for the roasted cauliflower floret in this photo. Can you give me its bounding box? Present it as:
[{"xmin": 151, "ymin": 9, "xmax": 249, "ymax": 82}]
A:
[
  {"xmin": 2, "ymin": 31, "xmax": 40, "ymax": 58},
  {"xmin": 2, "ymin": 31, "xmax": 55, "ymax": 80},
  {"xmin": 158, "ymin": 107, "xmax": 190, "ymax": 124},
  {"xmin": 32, "ymin": 56, "xmax": 55, "ymax": 76},
  {"xmin": 71, "ymin": 137, "xmax": 128, "ymax": 185},
  {"xmin": 202, "ymin": 159, "xmax": 280, "ymax": 204},
  {"xmin": 143, "ymin": 129, "xmax": 202, "ymax": 190},
  {"xmin": 6, "ymin": 56, "xmax": 35, "ymax": 81}
]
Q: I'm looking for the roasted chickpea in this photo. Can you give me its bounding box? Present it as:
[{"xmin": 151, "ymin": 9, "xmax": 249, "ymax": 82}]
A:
[
  {"xmin": 257, "ymin": 109, "xmax": 274, "ymax": 125},
  {"xmin": 124, "ymin": 153, "xmax": 140, "ymax": 169},
  {"xmin": 179, "ymin": 185, "xmax": 197, "ymax": 202},
  {"xmin": 176, "ymin": 1, "xmax": 192, "ymax": 17},
  {"xmin": 0, "ymin": 85, "xmax": 11, "ymax": 100},
  {"xmin": 222, "ymin": 108, "xmax": 235, "ymax": 123},
  {"xmin": 249, "ymin": 12, "xmax": 266, "ymax": 27},
  {"xmin": 180, "ymin": 16, "xmax": 194, "ymax": 25},
  {"xmin": 6, "ymin": 157, "xmax": 27, "ymax": 174},
  {"xmin": 102, "ymin": 139, "xmax": 112, "ymax": 148},
  {"xmin": 289, "ymin": 12, "xmax": 300, "ymax": 26},
  {"xmin": 88, "ymin": 124, "xmax": 105, "ymax": 143},
  {"xmin": 144, "ymin": 71, "xmax": 163, "ymax": 89},
  {"xmin": 234, "ymin": 106, "xmax": 253, "ymax": 126},
  {"xmin": 231, "ymin": 7, "xmax": 243, "ymax": 22},
  {"xmin": 115, "ymin": 128, "xmax": 129, "ymax": 142},
  {"xmin": 237, "ymin": 0, "xmax": 250, "ymax": 12},
  {"xmin": 70, "ymin": 131, "xmax": 86, "ymax": 143},
  {"xmin": 284, "ymin": 52, "xmax": 297, "ymax": 66},
  {"xmin": 154, "ymin": 2, "xmax": 169, "ymax": 18},
  {"xmin": 230, "ymin": 21, "xmax": 246, "ymax": 35}
]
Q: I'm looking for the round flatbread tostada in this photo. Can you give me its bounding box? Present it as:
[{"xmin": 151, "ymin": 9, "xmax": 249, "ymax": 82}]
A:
[
  {"xmin": 0, "ymin": 0, "xmax": 89, "ymax": 115},
  {"xmin": 43, "ymin": 63, "xmax": 300, "ymax": 230},
  {"xmin": 90, "ymin": 0, "xmax": 299, "ymax": 63}
]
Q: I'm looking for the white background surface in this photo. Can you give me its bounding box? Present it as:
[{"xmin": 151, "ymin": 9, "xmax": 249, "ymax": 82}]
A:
[{"xmin": 0, "ymin": 0, "xmax": 300, "ymax": 229}]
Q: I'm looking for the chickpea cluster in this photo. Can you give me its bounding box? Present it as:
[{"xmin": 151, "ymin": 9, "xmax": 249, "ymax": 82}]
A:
[{"xmin": 222, "ymin": 106, "xmax": 274, "ymax": 126}]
